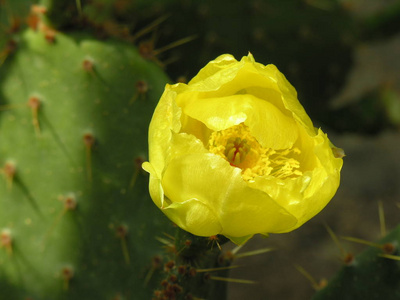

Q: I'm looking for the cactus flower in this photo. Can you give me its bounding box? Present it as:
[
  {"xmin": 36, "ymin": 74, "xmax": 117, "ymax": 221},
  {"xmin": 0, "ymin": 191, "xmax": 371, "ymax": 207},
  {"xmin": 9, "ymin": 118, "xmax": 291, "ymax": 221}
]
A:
[{"xmin": 143, "ymin": 54, "xmax": 343, "ymax": 245}]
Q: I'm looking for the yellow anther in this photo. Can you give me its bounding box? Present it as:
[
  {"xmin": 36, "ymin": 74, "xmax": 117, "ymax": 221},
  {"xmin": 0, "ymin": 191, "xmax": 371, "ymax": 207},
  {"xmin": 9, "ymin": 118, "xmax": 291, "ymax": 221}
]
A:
[{"xmin": 208, "ymin": 123, "xmax": 303, "ymax": 181}]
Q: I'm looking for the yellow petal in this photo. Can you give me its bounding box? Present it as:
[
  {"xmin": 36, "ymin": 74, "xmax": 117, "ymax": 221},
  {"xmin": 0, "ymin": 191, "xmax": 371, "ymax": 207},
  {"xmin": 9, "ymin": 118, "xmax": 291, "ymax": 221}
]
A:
[
  {"xmin": 189, "ymin": 54, "xmax": 240, "ymax": 86},
  {"xmin": 179, "ymin": 59, "xmax": 280, "ymax": 100},
  {"xmin": 161, "ymin": 153, "xmax": 298, "ymax": 237},
  {"xmin": 147, "ymin": 85, "xmax": 182, "ymax": 178},
  {"xmin": 144, "ymin": 131, "xmax": 208, "ymax": 210},
  {"xmin": 179, "ymin": 54, "xmax": 315, "ymax": 135},
  {"xmin": 162, "ymin": 199, "xmax": 223, "ymax": 237},
  {"xmin": 166, "ymin": 131, "xmax": 208, "ymax": 166},
  {"xmin": 267, "ymin": 64, "xmax": 315, "ymax": 135},
  {"xmin": 142, "ymin": 161, "xmax": 165, "ymax": 208},
  {"xmin": 181, "ymin": 94, "xmax": 298, "ymax": 150},
  {"xmin": 248, "ymin": 129, "xmax": 342, "ymax": 231}
]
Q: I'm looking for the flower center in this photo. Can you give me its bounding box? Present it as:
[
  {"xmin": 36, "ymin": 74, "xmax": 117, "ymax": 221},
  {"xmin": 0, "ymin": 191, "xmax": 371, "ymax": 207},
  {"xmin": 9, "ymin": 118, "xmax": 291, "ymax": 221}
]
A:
[
  {"xmin": 208, "ymin": 123, "xmax": 302, "ymax": 181},
  {"xmin": 224, "ymin": 137, "xmax": 251, "ymax": 166}
]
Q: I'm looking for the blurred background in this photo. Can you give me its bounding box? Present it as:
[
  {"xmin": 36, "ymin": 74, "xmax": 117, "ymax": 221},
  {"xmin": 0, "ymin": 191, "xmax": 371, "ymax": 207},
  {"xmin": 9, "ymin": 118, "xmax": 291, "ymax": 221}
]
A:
[{"xmin": 1, "ymin": 0, "xmax": 400, "ymax": 299}]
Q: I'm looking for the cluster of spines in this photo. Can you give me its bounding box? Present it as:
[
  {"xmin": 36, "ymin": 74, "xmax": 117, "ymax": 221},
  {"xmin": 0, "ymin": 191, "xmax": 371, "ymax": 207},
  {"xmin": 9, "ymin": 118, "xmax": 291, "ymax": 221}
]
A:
[
  {"xmin": 299, "ymin": 234, "xmax": 398, "ymax": 292},
  {"xmin": 143, "ymin": 233, "xmax": 226, "ymax": 300},
  {"xmin": 291, "ymin": 203, "xmax": 400, "ymax": 299},
  {"xmin": 145, "ymin": 232, "xmax": 275, "ymax": 300}
]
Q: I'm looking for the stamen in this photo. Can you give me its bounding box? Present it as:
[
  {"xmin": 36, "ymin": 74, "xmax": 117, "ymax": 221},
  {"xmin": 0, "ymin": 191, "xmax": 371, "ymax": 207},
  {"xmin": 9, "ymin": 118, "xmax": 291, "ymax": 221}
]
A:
[{"xmin": 208, "ymin": 123, "xmax": 302, "ymax": 181}]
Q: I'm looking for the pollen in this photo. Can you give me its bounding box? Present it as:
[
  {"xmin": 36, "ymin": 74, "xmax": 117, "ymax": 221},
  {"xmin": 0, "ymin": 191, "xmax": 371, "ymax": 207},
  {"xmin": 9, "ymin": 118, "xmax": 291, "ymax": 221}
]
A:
[{"xmin": 208, "ymin": 123, "xmax": 302, "ymax": 181}]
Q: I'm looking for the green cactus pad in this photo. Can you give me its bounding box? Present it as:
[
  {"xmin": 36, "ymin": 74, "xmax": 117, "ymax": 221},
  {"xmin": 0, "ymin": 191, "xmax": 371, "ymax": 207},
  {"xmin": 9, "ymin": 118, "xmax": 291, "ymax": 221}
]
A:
[
  {"xmin": 0, "ymin": 28, "xmax": 172, "ymax": 299},
  {"xmin": 312, "ymin": 225, "xmax": 400, "ymax": 300}
]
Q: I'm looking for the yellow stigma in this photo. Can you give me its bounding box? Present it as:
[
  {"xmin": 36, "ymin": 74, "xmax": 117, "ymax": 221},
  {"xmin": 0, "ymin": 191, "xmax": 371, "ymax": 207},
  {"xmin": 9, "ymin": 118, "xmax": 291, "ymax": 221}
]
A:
[{"xmin": 208, "ymin": 123, "xmax": 302, "ymax": 181}]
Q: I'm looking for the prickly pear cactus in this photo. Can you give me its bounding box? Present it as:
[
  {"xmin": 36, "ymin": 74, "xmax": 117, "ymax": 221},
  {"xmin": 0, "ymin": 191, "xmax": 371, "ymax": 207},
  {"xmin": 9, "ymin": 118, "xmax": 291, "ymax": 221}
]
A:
[
  {"xmin": 0, "ymin": 5, "xmax": 232, "ymax": 297},
  {"xmin": 0, "ymin": 27, "xmax": 172, "ymax": 299},
  {"xmin": 312, "ymin": 225, "xmax": 400, "ymax": 300}
]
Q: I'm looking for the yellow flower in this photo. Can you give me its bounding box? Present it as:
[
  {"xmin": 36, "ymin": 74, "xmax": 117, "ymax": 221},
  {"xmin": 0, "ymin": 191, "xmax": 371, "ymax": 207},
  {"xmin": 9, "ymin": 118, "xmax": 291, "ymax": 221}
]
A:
[{"xmin": 143, "ymin": 53, "xmax": 343, "ymax": 245}]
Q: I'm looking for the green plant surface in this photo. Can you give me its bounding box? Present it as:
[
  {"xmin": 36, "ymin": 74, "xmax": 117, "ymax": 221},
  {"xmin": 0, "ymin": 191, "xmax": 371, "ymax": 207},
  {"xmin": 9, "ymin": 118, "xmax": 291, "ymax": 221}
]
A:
[
  {"xmin": 312, "ymin": 225, "xmax": 400, "ymax": 300},
  {"xmin": 0, "ymin": 28, "xmax": 171, "ymax": 299}
]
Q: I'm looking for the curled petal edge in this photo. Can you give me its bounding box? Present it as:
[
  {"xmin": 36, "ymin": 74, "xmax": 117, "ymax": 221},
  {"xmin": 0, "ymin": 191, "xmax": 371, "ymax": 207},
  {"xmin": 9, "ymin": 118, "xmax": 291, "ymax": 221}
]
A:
[{"xmin": 162, "ymin": 198, "xmax": 223, "ymax": 237}]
